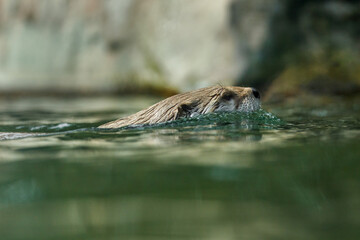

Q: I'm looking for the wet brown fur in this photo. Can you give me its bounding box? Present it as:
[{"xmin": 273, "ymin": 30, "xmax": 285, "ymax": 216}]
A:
[{"xmin": 99, "ymin": 86, "xmax": 255, "ymax": 128}]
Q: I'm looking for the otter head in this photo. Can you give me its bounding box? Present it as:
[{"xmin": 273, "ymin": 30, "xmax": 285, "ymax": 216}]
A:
[
  {"xmin": 178, "ymin": 86, "xmax": 261, "ymax": 118},
  {"xmin": 99, "ymin": 86, "xmax": 261, "ymax": 128}
]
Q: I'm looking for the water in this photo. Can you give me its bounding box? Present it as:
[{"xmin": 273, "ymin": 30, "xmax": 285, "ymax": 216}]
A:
[{"xmin": 0, "ymin": 96, "xmax": 360, "ymax": 240}]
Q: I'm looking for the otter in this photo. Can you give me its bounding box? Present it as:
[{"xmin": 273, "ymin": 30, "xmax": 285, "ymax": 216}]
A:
[{"xmin": 99, "ymin": 86, "xmax": 261, "ymax": 129}]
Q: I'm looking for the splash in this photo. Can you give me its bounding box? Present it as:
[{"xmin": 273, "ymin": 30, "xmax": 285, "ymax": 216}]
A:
[{"xmin": 122, "ymin": 109, "xmax": 284, "ymax": 130}]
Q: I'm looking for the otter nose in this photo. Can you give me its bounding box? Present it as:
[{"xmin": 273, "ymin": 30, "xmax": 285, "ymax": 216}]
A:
[{"xmin": 251, "ymin": 88, "xmax": 261, "ymax": 99}]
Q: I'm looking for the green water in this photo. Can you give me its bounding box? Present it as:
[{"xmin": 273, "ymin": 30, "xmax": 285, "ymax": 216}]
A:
[{"xmin": 0, "ymin": 96, "xmax": 359, "ymax": 240}]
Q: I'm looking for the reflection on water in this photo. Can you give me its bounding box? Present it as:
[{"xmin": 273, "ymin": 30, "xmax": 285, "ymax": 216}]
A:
[{"xmin": 0, "ymin": 96, "xmax": 360, "ymax": 239}]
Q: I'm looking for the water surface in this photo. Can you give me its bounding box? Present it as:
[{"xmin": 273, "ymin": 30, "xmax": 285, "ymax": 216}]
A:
[{"xmin": 0, "ymin": 96, "xmax": 359, "ymax": 240}]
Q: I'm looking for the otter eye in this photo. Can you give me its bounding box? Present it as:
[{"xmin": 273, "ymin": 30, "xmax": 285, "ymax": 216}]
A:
[
  {"xmin": 180, "ymin": 104, "xmax": 192, "ymax": 112},
  {"xmin": 221, "ymin": 92, "xmax": 235, "ymax": 101}
]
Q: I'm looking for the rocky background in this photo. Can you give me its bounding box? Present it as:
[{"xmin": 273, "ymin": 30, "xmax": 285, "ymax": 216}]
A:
[{"xmin": 0, "ymin": 0, "xmax": 359, "ymax": 101}]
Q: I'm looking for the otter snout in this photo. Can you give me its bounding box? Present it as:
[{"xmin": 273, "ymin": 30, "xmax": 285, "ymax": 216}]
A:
[{"xmin": 220, "ymin": 86, "xmax": 261, "ymax": 112}]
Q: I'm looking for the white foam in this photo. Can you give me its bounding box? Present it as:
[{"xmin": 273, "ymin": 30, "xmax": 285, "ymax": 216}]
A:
[{"xmin": 49, "ymin": 123, "xmax": 71, "ymax": 130}]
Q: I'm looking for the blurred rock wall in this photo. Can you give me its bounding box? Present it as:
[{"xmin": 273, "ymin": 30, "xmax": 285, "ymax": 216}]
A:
[
  {"xmin": 0, "ymin": 0, "xmax": 240, "ymax": 93},
  {"xmin": 0, "ymin": 0, "xmax": 359, "ymax": 97}
]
